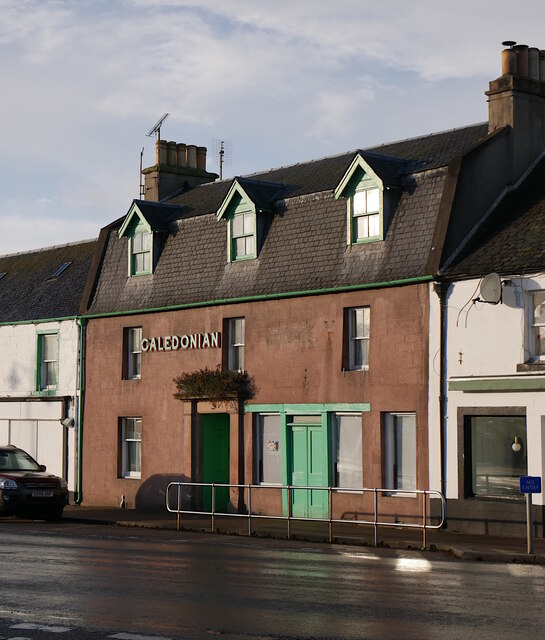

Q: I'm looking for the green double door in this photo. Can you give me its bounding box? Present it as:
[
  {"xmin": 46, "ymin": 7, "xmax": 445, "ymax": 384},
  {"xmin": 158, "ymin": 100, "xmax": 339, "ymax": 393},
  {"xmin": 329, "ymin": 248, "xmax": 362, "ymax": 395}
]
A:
[
  {"xmin": 288, "ymin": 416, "xmax": 328, "ymax": 518},
  {"xmin": 202, "ymin": 414, "xmax": 230, "ymax": 512}
]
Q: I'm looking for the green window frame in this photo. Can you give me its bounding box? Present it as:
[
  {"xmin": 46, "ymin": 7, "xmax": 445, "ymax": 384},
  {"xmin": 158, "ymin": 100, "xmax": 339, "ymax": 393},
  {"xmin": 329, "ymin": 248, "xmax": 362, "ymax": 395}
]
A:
[
  {"xmin": 350, "ymin": 183, "xmax": 382, "ymax": 244},
  {"xmin": 36, "ymin": 331, "xmax": 58, "ymax": 394},
  {"xmin": 230, "ymin": 210, "xmax": 256, "ymax": 261},
  {"xmin": 128, "ymin": 219, "xmax": 153, "ymax": 276}
]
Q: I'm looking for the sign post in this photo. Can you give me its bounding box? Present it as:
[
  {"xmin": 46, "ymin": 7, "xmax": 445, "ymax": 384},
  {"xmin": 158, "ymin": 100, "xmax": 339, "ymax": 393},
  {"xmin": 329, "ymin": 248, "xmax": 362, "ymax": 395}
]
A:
[{"xmin": 520, "ymin": 476, "xmax": 542, "ymax": 554}]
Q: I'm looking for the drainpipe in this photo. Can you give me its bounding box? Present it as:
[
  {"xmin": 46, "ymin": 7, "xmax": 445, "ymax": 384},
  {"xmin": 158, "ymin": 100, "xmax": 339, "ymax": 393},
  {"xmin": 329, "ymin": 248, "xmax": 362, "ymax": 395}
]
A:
[
  {"xmin": 75, "ymin": 317, "xmax": 87, "ymax": 504},
  {"xmin": 436, "ymin": 282, "xmax": 448, "ymax": 501}
]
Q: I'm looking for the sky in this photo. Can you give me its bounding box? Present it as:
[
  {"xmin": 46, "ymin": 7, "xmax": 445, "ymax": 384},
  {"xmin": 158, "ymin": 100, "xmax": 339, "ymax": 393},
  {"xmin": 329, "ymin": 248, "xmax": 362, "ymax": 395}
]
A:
[{"xmin": 1, "ymin": 0, "xmax": 545, "ymax": 255}]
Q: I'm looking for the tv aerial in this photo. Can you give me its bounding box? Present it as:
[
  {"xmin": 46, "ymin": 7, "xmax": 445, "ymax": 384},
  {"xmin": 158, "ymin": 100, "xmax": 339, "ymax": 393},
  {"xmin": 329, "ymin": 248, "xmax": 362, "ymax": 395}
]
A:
[{"xmin": 147, "ymin": 113, "xmax": 169, "ymax": 140}]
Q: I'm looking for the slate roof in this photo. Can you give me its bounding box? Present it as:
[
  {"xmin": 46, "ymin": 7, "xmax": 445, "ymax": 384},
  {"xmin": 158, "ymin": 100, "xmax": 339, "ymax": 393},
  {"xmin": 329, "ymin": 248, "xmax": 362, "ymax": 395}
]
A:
[
  {"xmin": 131, "ymin": 201, "xmax": 184, "ymax": 232},
  {"xmin": 442, "ymin": 156, "xmax": 545, "ymax": 278},
  {"xmin": 0, "ymin": 240, "xmax": 97, "ymax": 322},
  {"xmin": 85, "ymin": 124, "xmax": 490, "ymax": 315}
]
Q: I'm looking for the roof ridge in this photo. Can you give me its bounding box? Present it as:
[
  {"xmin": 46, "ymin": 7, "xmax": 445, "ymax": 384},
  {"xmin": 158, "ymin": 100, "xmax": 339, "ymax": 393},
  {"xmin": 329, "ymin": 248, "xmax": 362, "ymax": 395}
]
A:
[{"xmin": 0, "ymin": 237, "xmax": 97, "ymax": 259}]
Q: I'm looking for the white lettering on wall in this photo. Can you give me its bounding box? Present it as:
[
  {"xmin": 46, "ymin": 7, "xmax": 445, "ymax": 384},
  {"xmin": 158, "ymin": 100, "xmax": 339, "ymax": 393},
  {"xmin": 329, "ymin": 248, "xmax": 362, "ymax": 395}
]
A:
[{"xmin": 141, "ymin": 332, "xmax": 221, "ymax": 354}]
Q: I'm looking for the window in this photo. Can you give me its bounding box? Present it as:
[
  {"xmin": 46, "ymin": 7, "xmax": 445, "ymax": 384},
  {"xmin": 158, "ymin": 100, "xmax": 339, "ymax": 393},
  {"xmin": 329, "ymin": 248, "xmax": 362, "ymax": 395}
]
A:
[
  {"xmin": 120, "ymin": 417, "xmax": 142, "ymax": 478},
  {"xmin": 124, "ymin": 327, "xmax": 142, "ymax": 379},
  {"xmin": 130, "ymin": 230, "xmax": 152, "ymax": 275},
  {"xmin": 332, "ymin": 414, "xmax": 362, "ymax": 489},
  {"xmin": 231, "ymin": 211, "xmax": 255, "ymax": 260},
  {"xmin": 351, "ymin": 186, "xmax": 380, "ymax": 243},
  {"xmin": 347, "ymin": 307, "xmax": 370, "ymax": 370},
  {"xmin": 465, "ymin": 415, "xmax": 526, "ymax": 498},
  {"xmin": 256, "ymin": 414, "xmax": 282, "ymax": 484},
  {"xmin": 531, "ymin": 291, "xmax": 545, "ymax": 360},
  {"xmin": 384, "ymin": 413, "xmax": 416, "ymax": 491},
  {"xmin": 227, "ymin": 317, "xmax": 245, "ymax": 371},
  {"xmin": 48, "ymin": 262, "xmax": 72, "ymax": 279},
  {"xmin": 37, "ymin": 332, "xmax": 58, "ymax": 392}
]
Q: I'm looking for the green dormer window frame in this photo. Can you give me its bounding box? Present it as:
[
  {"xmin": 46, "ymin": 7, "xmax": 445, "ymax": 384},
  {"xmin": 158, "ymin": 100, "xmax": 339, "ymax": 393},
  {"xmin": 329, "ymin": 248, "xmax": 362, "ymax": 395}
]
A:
[
  {"xmin": 118, "ymin": 203, "xmax": 155, "ymax": 277},
  {"xmin": 335, "ymin": 155, "xmax": 385, "ymax": 246},
  {"xmin": 217, "ymin": 180, "xmax": 260, "ymax": 263}
]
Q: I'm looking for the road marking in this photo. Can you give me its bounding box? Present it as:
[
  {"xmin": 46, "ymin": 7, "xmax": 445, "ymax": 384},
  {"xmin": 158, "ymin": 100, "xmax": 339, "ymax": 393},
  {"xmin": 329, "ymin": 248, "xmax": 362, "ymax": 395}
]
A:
[
  {"xmin": 109, "ymin": 634, "xmax": 172, "ymax": 640},
  {"xmin": 11, "ymin": 624, "xmax": 71, "ymax": 633}
]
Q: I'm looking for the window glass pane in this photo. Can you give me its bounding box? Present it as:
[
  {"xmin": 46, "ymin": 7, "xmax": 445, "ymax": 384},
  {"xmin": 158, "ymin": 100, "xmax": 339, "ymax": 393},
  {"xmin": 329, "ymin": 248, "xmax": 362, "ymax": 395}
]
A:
[
  {"xmin": 142, "ymin": 252, "xmax": 151, "ymax": 272},
  {"xmin": 44, "ymin": 362, "xmax": 56, "ymax": 387},
  {"xmin": 259, "ymin": 415, "xmax": 282, "ymax": 484},
  {"xmin": 243, "ymin": 212, "xmax": 255, "ymax": 234},
  {"xmin": 43, "ymin": 334, "xmax": 56, "ymax": 361},
  {"xmin": 232, "ymin": 215, "xmax": 244, "ymax": 237},
  {"xmin": 470, "ymin": 416, "xmax": 526, "ymax": 497},
  {"xmin": 366, "ymin": 188, "xmax": 380, "ymax": 212},
  {"xmin": 141, "ymin": 232, "xmax": 151, "ymax": 251},
  {"xmin": 245, "ymin": 235, "xmax": 254, "ymax": 256},
  {"xmin": 357, "ymin": 216, "xmax": 369, "ymax": 239},
  {"xmin": 133, "ymin": 233, "xmax": 143, "ymax": 252},
  {"xmin": 535, "ymin": 327, "xmax": 545, "ymax": 357},
  {"xmin": 335, "ymin": 414, "xmax": 362, "ymax": 488},
  {"xmin": 368, "ymin": 213, "xmax": 380, "ymax": 237},
  {"xmin": 235, "ymin": 237, "xmax": 246, "ymax": 257},
  {"xmin": 289, "ymin": 415, "xmax": 322, "ymax": 425},
  {"xmin": 127, "ymin": 441, "xmax": 141, "ymax": 472},
  {"xmin": 353, "ymin": 191, "xmax": 365, "ymax": 215},
  {"xmin": 533, "ymin": 292, "xmax": 545, "ymax": 323},
  {"xmin": 384, "ymin": 413, "xmax": 416, "ymax": 491}
]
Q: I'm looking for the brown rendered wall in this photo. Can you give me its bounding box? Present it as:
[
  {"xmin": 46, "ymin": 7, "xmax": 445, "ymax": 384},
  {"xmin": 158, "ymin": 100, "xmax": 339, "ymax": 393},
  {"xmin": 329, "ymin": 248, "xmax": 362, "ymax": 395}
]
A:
[{"xmin": 82, "ymin": 283, "xmax": 430, "ymax": 511}]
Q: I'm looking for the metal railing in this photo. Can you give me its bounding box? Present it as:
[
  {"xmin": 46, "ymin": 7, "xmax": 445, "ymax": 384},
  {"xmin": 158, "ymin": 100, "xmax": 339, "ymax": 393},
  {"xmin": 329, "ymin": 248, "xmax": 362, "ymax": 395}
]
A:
[{"xmin": 166, "ymin": 482, "xmax": 446, "ymax": 547}]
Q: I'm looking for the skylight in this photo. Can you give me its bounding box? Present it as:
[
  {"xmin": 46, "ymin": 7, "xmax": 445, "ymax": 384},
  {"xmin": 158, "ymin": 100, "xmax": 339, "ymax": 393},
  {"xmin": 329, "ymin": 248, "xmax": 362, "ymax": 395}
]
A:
[
  {"xmin": 0, "ymin": 272, "xmax": 6, "ymax": 280},
  {"xmin": 49, "ymin": 262, "xmax": 72, "ymax": 278}
]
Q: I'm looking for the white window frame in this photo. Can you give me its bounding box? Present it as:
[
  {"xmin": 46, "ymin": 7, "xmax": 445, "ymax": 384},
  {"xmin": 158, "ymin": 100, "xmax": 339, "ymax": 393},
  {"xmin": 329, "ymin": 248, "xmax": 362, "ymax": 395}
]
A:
[
  {"xmin": 228, "ymin": 317, "xmax": 245, "ymax": 371},
  {"xmin": 121, "ymin": 417, "xmax": 142, "ymax": 479},
  {"xmin": 529, "ymin": 290, "xmax": 545, "ymax": 361},
  {"xmin": 349, "ymin": 183, "xmax": 382, "ymax": 245},
  {"xmin": 130, "ymin": 229, "xmax": 152, "ymax": 276},
  {"xmin": 37, "ymin": 332, "xmax": 58, "ymax": 392},
  {"xmin": 126, "ymin": 327, "xmax": 142, "ymax": 379},
  {"xmin": 347, "ymin": 307, "xmax": 370, "ymax": 371},
  {"xmin": 230, "ymin": 210, "xmax": 256, "ymax": 261},
  {"xmin": 384, "ymin": 412, "xmax": 417, "ymax": 494},
  {"xmin": 332, "ymin": 413, "xmax": 363, "ymax": 491},
  {"xmin": 255, "ymin": 414, "xmax": 282, "ymax": 485}
]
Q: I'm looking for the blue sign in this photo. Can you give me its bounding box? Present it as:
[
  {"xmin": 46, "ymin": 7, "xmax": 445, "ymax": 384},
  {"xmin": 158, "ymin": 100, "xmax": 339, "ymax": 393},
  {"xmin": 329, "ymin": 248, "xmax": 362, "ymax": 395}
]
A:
[{"xmin": 520, "ymin": 476, "xmax": 542, "ymax": 494}]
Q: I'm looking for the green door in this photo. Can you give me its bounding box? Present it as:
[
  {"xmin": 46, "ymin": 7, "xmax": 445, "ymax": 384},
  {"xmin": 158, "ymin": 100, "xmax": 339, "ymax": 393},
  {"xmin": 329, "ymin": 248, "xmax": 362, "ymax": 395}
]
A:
[
  {"xmin": 289, "ymin": 416, "xmax": 328, "ymax": 518},
  {"xmin": 202, "ymin": 414, "xmax": 230, "ymax": 512}
]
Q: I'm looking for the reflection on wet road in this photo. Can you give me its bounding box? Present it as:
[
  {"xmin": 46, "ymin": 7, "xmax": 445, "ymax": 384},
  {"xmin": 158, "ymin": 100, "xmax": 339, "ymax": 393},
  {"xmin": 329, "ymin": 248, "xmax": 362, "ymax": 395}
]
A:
[{"xmin": 0, "ymin": 522, "xmax": 544, "ymax": 639}]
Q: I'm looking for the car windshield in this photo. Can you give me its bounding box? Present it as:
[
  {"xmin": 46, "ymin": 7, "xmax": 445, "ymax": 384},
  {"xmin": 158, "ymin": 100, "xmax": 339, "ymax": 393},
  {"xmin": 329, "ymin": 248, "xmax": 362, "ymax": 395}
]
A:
[{"xmin": 0, "ymin": 449, "xmax": 42, "ymax": 472}]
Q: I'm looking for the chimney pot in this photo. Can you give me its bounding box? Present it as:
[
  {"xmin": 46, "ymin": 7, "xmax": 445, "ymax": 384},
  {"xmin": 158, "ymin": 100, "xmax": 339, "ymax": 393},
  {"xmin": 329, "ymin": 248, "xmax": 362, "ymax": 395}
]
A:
[
  {"xmin": 196, "ymin": 147, "xmax": 207, "ymax": 172},
  {"xmin": 539, "ymin": 51, "xmax": 545, "ymax": 82},
  {"xmin": 513, "ymin": 44, "xmax": 529, "ymax": 77},
  {"xmin": 167, "ymin": 141, "xmax": 177, "ymax": 166},
  {"xmin": 156, "ymin": 139, "xmax": 168, "ymax": 165},
  {"xmin": 186, "ymin": 144, "xmax": 197, "ymax": 169},
  {"xmin": 528, "ymin": 47, "xmax": 540, "ymax": 80},
  {"xmin": 176, "ymin": 143, "xmax": 187, "ymax": 168},
  {"xmin": 502, "ymin": 48, "xmax": 517, "ymax": 75}
]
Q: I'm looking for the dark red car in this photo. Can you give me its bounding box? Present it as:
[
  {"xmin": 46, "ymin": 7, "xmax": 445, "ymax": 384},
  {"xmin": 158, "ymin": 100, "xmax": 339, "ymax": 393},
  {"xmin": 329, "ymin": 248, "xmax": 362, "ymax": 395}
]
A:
[{"xmin": 0, "ymin": 445, "xmax": 68, "ymax": 520}]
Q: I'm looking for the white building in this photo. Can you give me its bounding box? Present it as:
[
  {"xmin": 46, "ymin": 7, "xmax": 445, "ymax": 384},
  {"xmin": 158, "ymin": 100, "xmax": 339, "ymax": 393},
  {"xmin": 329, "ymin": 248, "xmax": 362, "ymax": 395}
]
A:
[{"xmin": 0, "ymin": 240, "xmax": 96, "ymax": 500}]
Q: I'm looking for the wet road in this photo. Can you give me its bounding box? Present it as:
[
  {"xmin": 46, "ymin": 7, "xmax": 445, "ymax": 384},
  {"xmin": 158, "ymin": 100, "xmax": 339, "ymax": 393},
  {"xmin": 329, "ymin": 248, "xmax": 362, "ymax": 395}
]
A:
[{"xmin": 0, "ymin": 521, "xmax": 544, "ymax": 640}]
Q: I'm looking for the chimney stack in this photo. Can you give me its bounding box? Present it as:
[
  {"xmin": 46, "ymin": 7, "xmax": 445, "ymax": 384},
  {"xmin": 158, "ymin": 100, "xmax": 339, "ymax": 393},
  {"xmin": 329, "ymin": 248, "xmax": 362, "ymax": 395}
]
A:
[
  {"xmin": 142, "ymin": 140, "xmax": 218, "ymax": 202},
  {"xmin": 487, "ymin": 41, "xmax": 545, "ymax": 180}
]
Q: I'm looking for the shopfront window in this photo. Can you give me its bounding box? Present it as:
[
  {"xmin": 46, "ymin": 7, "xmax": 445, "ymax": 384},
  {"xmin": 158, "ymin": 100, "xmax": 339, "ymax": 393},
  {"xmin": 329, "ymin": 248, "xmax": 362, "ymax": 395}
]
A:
[
  {"xmin": 332, "ymin": 414, "xmax": 362, "ymax": 489},
  {"xmin": 466, "ymin": 415, "xmax": 527, "ymax": 497},
  {"xmin": 256, "ymin": 414, "xmax": 282, "ymax": 484}
]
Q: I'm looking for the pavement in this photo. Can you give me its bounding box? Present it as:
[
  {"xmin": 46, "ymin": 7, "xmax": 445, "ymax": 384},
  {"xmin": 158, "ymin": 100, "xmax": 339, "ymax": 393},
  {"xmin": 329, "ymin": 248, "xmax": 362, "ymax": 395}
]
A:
[{"xmin": 61, "ymin": 504, "xmax": 545, "ymax": 565}]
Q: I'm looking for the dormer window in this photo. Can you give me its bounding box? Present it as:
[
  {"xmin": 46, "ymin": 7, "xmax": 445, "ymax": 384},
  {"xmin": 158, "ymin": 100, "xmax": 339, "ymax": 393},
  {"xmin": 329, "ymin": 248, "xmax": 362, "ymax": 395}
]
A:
[
  {"xmin": 131, "ymin": 229, "xmax": 152, "ymax": 275},
  {"xmin": 231, "ymin": 210, "xmax": 256, "ymax": 260},
  {"xmin": 335, "ymin": 151, "xmax": 404, "ymax": 246},
  {"xmin": 352, "ymin": 185, "xmax": 381, "ymax": 243}
]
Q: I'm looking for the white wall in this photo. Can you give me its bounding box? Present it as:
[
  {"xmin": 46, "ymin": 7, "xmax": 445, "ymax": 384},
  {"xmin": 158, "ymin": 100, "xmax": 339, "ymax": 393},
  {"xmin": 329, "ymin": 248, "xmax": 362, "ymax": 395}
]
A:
[
  {"xmin": 442, "ymin": 275, "xmax": 545, "ymax": 504},
  {"xmin": 0, "ymin": 320, "xmax": 80, "ymax": 492}
]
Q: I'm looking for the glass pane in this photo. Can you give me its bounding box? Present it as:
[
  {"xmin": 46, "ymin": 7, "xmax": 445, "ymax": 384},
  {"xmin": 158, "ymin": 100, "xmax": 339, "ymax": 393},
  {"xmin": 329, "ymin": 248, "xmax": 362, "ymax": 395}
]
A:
[
  {"xmin": 243, "ymin": 213, "xmax": 255, "ymax": 234},
  {"xmin": 135, "ymin": 253, "xmax": 144, "ymax": 273},
  {"xmin": 231, "ymin": 318, "xmax": 244, "ymax": 345},
  {"xmin": 470, "ymin": 416, "xmax": 526, "ymax": 497},
  {"xmin": 43, "ymin": 334, "xmax": 56, "ymax": 361},
  {"xmin": 142, "ymin": 252, "xmax": 151, "ymax": 272},
  {"xmin": 235, "ymin": 237, "xmax": 246, "ymax": 257},
  {"xmin": 141, "ymin": 232, "xmax": 151, "ymax": 251},
  {"xmin": 232, "ymin": 215, "xmax": 244, "ymax": 238},
  {"xmin": 533, "ymin": 292, "xmax": 545, "ymax": 323},
  {"xmin": 127, "ymin": 441, "xmax": 141, "ymax": 473},
  {"xmin": 353, "ymin": 191, "xmax": 365, "ymax": 215},
  {"xmin": 290, "ymin": 415, "xmax": 322, "ymax": 425},
  {"xmin": 335, "ymin": 414, "xmax": 362, "ymax": 488},
  {"xmin": 368, "ymin": 213, "xmax": 380, "ymax": 237},
  {"xmin": 44, "ymin": 362, "xmax": 56, "ymax": 387},
  {"xmin": 129, "ymin": 328, "xmax": 142, "ymax": 353},
  {"xmin": 133, "ymin": 233, "xmax": 143, "ymax": 252},
  {"xmin": 394, "ymin": 414, "xmax": 416, "ymax": 490},
  {"xmin": 354, "ymin": 308, "xmax": 364, "ymax": 337},
  {"xmin": 260, "ymin": 415, "xmax": 282, "ymax": 484},
  {"xmin": 366, "ymin": 188, "xmax": 380, "ymax": 212},
  {"xmin": 245, "ymin": 235, "xmax": 254, "ymax": 256},
  {"xmin": 357, "ymin": 216, "xmax": 369, "ymax": 239},
  {"xmin": 535, "ymin": 326, "xmax": 545, "ymax": 356}
]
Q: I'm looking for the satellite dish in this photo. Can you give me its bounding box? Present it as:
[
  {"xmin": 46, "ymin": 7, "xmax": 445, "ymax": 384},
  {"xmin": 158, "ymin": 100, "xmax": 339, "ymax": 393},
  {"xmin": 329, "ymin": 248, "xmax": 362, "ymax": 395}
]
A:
[{"xmin": 480, "ymin": 273, "xmax": 502, "ymax": 304}]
